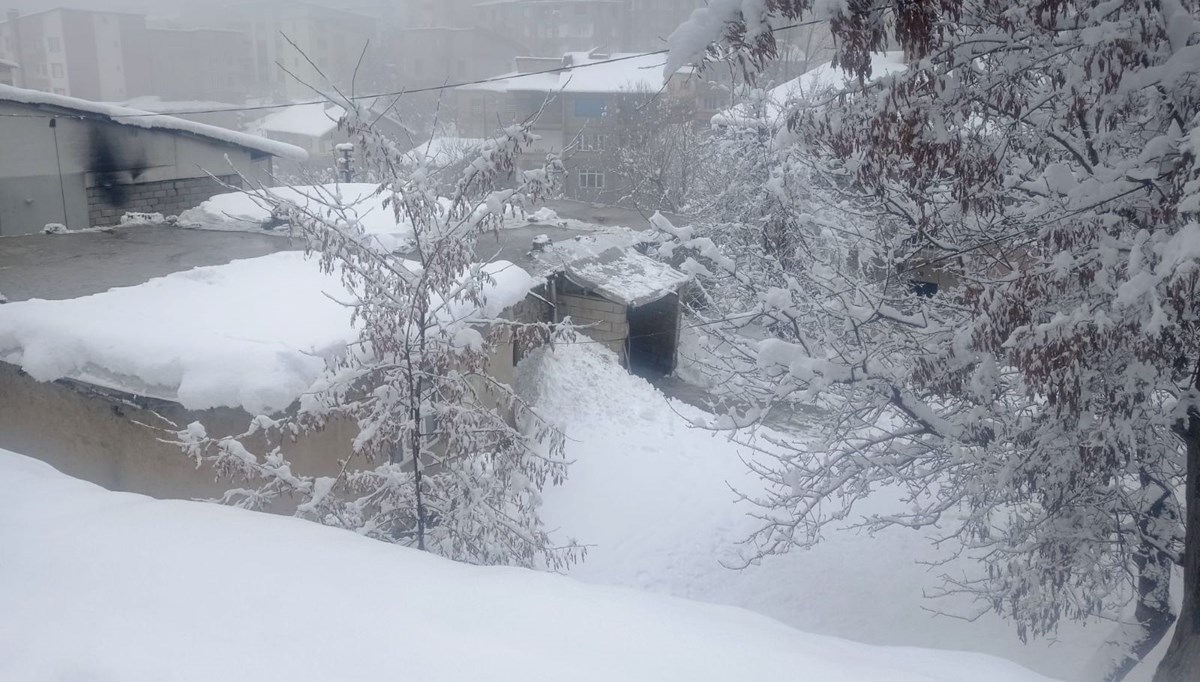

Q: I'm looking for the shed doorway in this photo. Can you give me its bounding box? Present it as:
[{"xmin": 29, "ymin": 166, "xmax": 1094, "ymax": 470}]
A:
[{"xmin": 626, "ymin": 293, "xmax": 679, "ymax": 378}]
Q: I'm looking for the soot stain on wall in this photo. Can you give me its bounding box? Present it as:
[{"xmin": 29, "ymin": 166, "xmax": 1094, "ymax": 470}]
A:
[{"xmin": 87, "ymin": 125, "xmax": 148, "ymax": 207}]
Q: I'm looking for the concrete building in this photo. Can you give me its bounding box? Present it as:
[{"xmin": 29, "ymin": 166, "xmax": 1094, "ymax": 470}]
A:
[
  {"xmin": 0, "ymin": 57, "xmax": 16, "ymax": 85},
  {"xmin": 145, "ymin": 27, "xmax": 255, "ymax": 103},
  {"xmin": 0, "ymin": 84, "xmax": 306, "ymax": 235},
  {"xmin": 0, "ymin": 8, "xmax": 152, "ymax": 101},
  {"xmin": 454, "ymin": 49, "xmax": 713, "ymax": 203},
  {"xmin": 0, "ymin": 218, "xmax": 691, "ymax": 501},
  {"xmin": 178, "ymin": 1, "xmax": 378, "ymax": 102},
  {"xmin": 473, "ymin": 0, "xmax": 625, "ymax": 56}
]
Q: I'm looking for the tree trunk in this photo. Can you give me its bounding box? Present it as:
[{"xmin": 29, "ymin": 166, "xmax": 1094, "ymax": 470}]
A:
[{"xmin": 1153, "ymin": 417, "xmax": 1200, "ymax": 681}]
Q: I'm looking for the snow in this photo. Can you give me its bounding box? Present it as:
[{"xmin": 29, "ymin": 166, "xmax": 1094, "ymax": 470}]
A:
[
  {"xmin": 0, "ymin": 252, "xmax": 534, "ymax": 414},
  {"xmin": 0, "ymin": 446, "xmax": 1056, "ymax": 682},
  {"xmin": 564, "ymin": 247, "xmax": 690, "ymax": 307},
  {"xmin": 516, "ymin": 342, "xmax": 1149, "ymax": 682},
  {"xmin": 404, "ymin": 136, "xmax": 487, "ymax": 165},
  {"xmin": 251, "ymin": 102, "xmax": 345, "ymax": 138},
  {"xmin": 178, "ymin": 183, "xmax": 415, "ymax": 251},
  {"xmin": 460, "ymin": 51, "xmax": 685, "ymax": 94},
  {"xmin": 0, "ymin": 83, "xmax": 308, "ymax": 161},
  {"xmin": 713, "ymin": 52, "xmax": 909, "ymax": 127}
]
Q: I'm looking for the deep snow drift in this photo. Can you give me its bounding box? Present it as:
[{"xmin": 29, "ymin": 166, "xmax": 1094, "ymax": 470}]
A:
[
  {"xmin": 0, "ymin": 448, "xmax": 1052, "ymax": 682},
  {"xmin": 516, "ymin": 343, "xmax": 1158, "ymax": 682}
]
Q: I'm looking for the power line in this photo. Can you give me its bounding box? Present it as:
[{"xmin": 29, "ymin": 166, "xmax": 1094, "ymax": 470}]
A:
[{"xmin": 0, "ymin": 20, "xmax": 822, "ymax": 121}]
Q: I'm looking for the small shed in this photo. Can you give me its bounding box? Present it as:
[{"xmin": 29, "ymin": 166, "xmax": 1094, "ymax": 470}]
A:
[
  {"xmin": 553, "ymin": 247, "xmax": 690, "ymax": 376},
  {"xmin": 473, "ymin": 227, "xmax": 692, "ymax": 377},
  {"xmin": 0, "ymin": 84, "xmax": 307, "ymax": 234}
]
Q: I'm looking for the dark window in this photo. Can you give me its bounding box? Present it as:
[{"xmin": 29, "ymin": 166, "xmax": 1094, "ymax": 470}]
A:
[{"xmin": 573, "ymin": 96, "xmax": 605, "ymax": 118}]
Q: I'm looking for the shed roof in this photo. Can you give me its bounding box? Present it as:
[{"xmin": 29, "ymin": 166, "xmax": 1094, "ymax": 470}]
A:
[
  {"xmin": 562, "ymin": 247, "xmax": 689, "ymax": 307},
  {"xmin": 251, "ymin": 102, "xmax": 344, "ymax": 139},
  {"xmin": 0, "ymin": 84, "xmax": 308, "ymax": 161}
]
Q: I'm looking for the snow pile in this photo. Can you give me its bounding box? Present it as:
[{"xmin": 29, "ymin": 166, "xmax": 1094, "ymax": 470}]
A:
[
  {"xmin": 178, "ymin": 183, "xmax": 416, "ymax": 251},
  {"xmin": 516, "ymin": 343, "xmax": 1129, "ymax": 682},
  {"xmin": 0, "ymin": 83, "xmax": 307, "ymax": 160},
  {"xmin": 251, "ymin": 102, "xmax": 345, "ymax": 139},
  {"xmin": 0, "ymin": 447, "xmax": 1054, "ymax": 682},
  {"xmin": 0, "ymin": 253, "xmax": 535, "ymax": 413}
]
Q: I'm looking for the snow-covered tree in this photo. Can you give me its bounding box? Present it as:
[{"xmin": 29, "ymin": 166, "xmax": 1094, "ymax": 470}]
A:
[
  {"xmin": 661, "ymin": 1, "xmax": 1200, "ymax": 679},
  {"xmin": 601, "ymin": 96, "xmax": 708, "ymax": 213},
  {"xmin": 176, "ymin": 96, "xmax": 582, "ymax": 571}
]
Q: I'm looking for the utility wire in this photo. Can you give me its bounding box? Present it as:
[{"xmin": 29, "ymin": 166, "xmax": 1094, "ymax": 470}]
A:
[{"xmin": 0, "ymin": 20, "xmax": 823, "ymax": 121}]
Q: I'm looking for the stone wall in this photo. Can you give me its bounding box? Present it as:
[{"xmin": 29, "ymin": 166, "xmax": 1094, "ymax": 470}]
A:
[
  {"xmin": 557, "ymin": 291, "xmax": 628, "ymax": 361},
  {"xmin": 87, "ymin": 174, "xmax": 242, "ymax": 227}
]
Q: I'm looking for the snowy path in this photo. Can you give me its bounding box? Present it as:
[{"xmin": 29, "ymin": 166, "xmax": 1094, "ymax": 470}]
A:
[{"xmin": 518, "ymin": 344, "xmax": 1142, "ymax": 682}]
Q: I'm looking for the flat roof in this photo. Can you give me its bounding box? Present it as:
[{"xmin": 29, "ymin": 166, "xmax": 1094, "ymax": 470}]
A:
[{"xmin": 0, "ymin": 84, "xmax": 308, "ymax": 161}]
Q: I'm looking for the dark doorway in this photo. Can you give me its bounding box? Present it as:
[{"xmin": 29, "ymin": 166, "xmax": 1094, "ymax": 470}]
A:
[{"xmin": 627, "ymin": 293, "xmax": 679, "ymax": 378}]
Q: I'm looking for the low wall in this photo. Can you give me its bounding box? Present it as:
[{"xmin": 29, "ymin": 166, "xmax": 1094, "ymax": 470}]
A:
[
  {"xmin": 0, "ymin": 330, "xmax": 524, "ymax": 503},
  {"xmin": 0, "ymin": 361, "xmax": 356, "ymax": 501},
  {"xmin": 87, "ymin": 174, "xmax": 242, "ymax": 227}
]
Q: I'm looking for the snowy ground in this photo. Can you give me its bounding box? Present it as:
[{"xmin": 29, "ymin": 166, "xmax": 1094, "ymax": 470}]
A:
[
  {"xmin": 0, "ymin": 447, "xmax": 1053, "ymax": 682},
  {"xmin": 515, "ymin": 343, "xmax": 1162, "ymax": 682}
]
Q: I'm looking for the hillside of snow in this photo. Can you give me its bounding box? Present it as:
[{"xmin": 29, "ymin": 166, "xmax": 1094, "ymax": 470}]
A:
[
  {"xmin": 0, "ymin": 447, "xmax": 1052, "ymax": 682},
  {"xmin": 516, "ymin": 343, "xmax": 1160, "ymax": 682}
]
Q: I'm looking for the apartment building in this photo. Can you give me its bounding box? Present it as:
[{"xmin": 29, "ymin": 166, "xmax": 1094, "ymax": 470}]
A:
[
  {"xmin": 0, "ymin": 8, "xmax": 151, "ymax": 101},
  {"xmin": 454, "ymin": 49, "xmax": 713, "ymax": 203}
]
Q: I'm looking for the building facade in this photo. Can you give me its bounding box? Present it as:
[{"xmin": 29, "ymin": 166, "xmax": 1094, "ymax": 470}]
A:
[
  {"xmin": 0, "ymin": 85, "xmax": 304, "ymax": 234},
  {"xmin": 454, "ymin": 50, "xmax": 715, "ymax": 203},
  {"xmin": 0, "ymin": 8, "xmax": 152, "ymax": 101}
]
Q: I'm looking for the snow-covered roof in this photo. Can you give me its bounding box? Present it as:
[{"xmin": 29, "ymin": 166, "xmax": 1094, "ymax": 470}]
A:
[
  {"xmin": 460, "ymin": 51, "xmax": 686, "ymax": 95},
  {"xmin": 712, "ymin": 52, "xmax": 907, "ymax": 127},
  {"xmin": 117, "ymin": 95, "xmax": 242, "ymax": 115},
  {"xmin": 563, "ymin": 247, "xmax": 690, "ymax": 307},
  {"xmin": 252, "ymin": 102, "xmax": 345, "ymax": 139},
  {"xmin": 0, "ymin": 84, "xmax": 307, "ymax": 161},
  {"xmin": 0, "ymin": 252, "xmax": 534, "ymax": 413},
  {"xmin": 404, "ymin": 136, "xmax": 487, "ymax": 165}
]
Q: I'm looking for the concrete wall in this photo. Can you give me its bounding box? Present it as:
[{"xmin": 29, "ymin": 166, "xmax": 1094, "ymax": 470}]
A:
[
  {"xmin": 87, "ymin": 173, "xmax": 241, "ymax": 226},
  {"xmin": 557, "ymin": 291, "xmax": 628, "ymax": 361},
  {"xmin": 0, "ymin": 314, "xmax": 528, "ymax": 503},
  {"xmin": 0, "ymin": 100, "xmax": 266, "ymax": 234},
  {"xmin": 0, "ymin": 361, "xmax": 359, "ymax": 502}
]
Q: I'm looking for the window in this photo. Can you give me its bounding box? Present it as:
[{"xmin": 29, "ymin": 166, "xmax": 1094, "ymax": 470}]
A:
[
  {"xmin": 53, "ymin": 88, "xmax": 65, "ymax": 94},
  {"xmin": 573, "ymin": 96, "xmax": 605, "ymax": 118},
  {"xmin": 51, "ymin": 63, "xmax": 62, "ymax": 78},
  {"xmin": 46, "ymin": 36, "xmax": 60, "ymax": 53},
  {"xmin": 578, "ymin": 169, "xmax": 605, "ymax": 190},
  {"xmin": 579, "ymin": 133, "xmax": 606, "ymax": 151}
]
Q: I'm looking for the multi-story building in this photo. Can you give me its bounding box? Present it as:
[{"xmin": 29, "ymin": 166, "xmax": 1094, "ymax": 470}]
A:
[
  {"xmin": 454, "ymin": 49, "xmax": 714, "ymax": 203},
  {"xmin": 472, "ymin": 0, "xmax": 626, "ymax": 56},
  {"xmin": 0, "ymin": 8, "xmax": 152, "ymax": 101},
  {"xmin": 145, "ymin": 27, "xmax": 255, "ymax": 103},
  {"xmin": 178, "ymin": 1, "xmax": 378, "ymax": 102}
]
